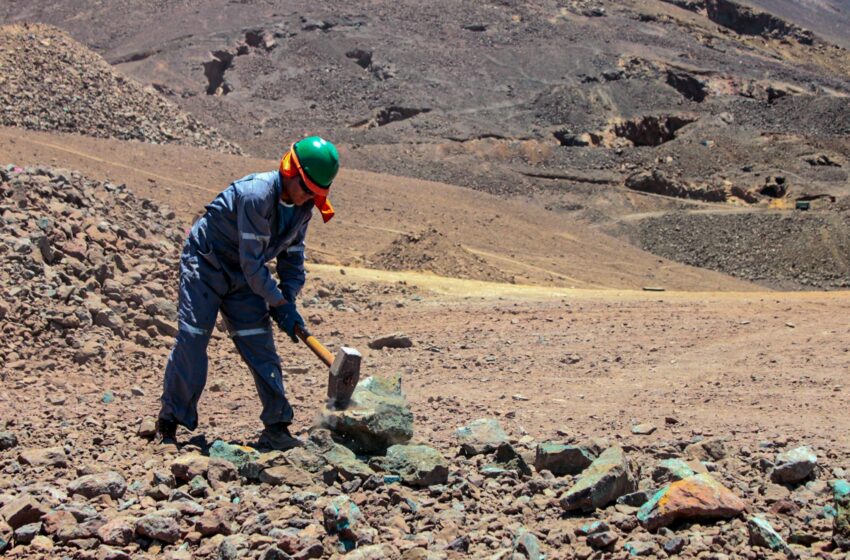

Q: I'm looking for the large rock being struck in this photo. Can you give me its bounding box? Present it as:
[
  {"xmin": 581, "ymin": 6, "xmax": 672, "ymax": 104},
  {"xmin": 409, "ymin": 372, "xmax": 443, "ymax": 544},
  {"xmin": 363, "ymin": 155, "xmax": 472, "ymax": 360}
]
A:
[{"xmin": 318, "ymin": 375, "xmax": 413, "ymax": 454}]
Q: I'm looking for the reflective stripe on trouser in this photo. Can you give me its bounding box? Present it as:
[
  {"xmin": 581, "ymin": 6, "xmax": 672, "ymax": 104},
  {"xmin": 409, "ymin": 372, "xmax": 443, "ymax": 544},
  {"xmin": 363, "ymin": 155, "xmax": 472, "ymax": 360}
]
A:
[{"xmin": 159, "ymin": 240, "xmax": 293, "ymax": 430}]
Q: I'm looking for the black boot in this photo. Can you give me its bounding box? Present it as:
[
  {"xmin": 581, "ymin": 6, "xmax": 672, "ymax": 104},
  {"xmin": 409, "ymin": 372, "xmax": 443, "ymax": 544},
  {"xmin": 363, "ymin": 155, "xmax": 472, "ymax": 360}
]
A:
[
  {"xmin": 155, "ymin": 418, "xmax": 177, "ymax": 445},
  {"xmin": 258, "ymin": 423, "xmax": 302, "ymax": 451}
]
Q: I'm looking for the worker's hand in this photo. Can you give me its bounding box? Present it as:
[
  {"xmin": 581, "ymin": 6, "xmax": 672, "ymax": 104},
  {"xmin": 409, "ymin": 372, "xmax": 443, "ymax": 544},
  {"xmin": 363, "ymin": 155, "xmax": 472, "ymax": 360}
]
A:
[{"xmin": 270, "ymin": 302, "xmax": 304, "ymax": 343}]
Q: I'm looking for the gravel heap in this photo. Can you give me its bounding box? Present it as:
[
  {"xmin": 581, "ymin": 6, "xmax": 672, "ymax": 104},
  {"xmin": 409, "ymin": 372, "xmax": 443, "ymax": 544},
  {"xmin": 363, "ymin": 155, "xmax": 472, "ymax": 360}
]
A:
[
  {"xmin": 638, "ymin": 211, "xmax": 850, "ymax": 290},
  {"xmin": 0, "ymin": 164, "xmax": 185, "ymax": 375},
  {"xmin": 0, "ymin": 23, "xmax": 241, "ymax": 154},
  {"xmin": 370, "ymin": 227, "xmax": 514, "ymax": 284}
]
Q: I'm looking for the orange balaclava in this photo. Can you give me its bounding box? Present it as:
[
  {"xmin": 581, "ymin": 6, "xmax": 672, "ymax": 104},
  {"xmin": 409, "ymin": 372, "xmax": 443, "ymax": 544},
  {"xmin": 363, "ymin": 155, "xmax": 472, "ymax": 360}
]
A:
[{"xmin": 280, "ymin": 145, "xmax": 335, "ymax": 223}]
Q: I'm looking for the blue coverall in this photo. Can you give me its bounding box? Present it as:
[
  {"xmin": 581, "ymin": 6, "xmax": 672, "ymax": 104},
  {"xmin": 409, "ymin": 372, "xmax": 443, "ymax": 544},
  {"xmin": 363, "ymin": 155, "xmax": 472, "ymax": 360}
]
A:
[{"xmin": 159, "ymin": 171, "xmax": 312, "ymax": 430}]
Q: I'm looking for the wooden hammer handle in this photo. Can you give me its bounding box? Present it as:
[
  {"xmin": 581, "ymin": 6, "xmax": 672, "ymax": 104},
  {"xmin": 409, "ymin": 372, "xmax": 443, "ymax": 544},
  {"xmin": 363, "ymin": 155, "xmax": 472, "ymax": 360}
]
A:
[{"xmin": 294, "ymin": 324, "xmax": 334, "ymax": 367}]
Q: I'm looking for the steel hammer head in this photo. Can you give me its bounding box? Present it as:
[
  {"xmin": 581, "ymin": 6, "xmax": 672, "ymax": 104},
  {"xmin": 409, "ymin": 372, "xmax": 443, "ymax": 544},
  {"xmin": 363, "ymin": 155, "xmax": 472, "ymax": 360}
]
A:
[{"xmin": 327, "ymin": 346, "xmax": 361, "ymax": 409}]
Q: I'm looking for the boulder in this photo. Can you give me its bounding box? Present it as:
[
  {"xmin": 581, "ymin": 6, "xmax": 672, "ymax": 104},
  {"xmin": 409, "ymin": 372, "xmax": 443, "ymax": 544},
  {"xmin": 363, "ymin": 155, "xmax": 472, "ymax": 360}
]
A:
[
  {"xmin": 12, "ymin": 522, "xmax": 40, "ymax": 545},
  {"xmin": 297, "ymin": 429, "xmax": 376, "ymax": 481},
  {"xmin": 637, "ymin": 473, "xmax": 746, "ymax": 531},
  {"xmin": 369, "ymin": 444, "xmax": 448, "ymax": 487},
  {"xmin": 239, "ymin": 450, "xmax": 289, "ymax": 480},
  {"xmin": 209, "ymin": 440, "xmax": 260, "ymax": 470},
  {"xmin": 322, "ymin": 443, "xmax": 376, "ymax": 480},
  {"xmin": 0, "ymin": 495, "xmax": 47, "ymax": 529},
  {"xmin": 617, "ymin": 490, "xmax": 655, "ymax": 507},
  {"xmin": 684, "ymin": 438, "xmax": 727, "ymax": 462},
  {"xmin": 54, "ymin": 519, "xmax": 100, "ymax": 543},
  {"xmin": 0, "ymin": 432, "xmax": 17, "ymax": 451},
  {"xmin": 485, "ymin": 442, "xmax": 532, "ymax": 476},
  {"xmin": 41, "ymin": 510, "xmax": 78, "ymax": 535},
  {"xmin": 587, "ymin": 530, "xmax": 618, "ymax": 549},
  {"xmin": 833, "ymin": 479, "xmax": 850, "ymax": 551},
  {"xmin": 0, "ymin": 520, "xmax": 12, "ymax": 552},
  {"xmin": 68, "ymin": 470, "xmax": 127, "ymax": 499},
  {"xmin": 771, "ymin": 446, "xmax": 817, "ymax": 484},
  {"xmin": 652, "ymin": 458, "xmax": 700, "ymax": 484},
  {"xmin": 135, "ymin": 514, "xmax": 180, "ymax": 543},
  {"xmin": 137, "ymin": 417, "xmax": 157, "ymax": 438},
  {"xmin": 631, "ymin": 423, "xmax": 656, "ymax": 435},
  {"xmin": 171, "ymin": 453, "xmax": 210, "ymax": 481},
  {"xmin": 195, "ymin": 508, "xmax": 234, "ymax": 537},
  {"xmin": 624, "ymin": 541, "xmax": 657, "ymax": 556},
  {"xmin": 455, "ymin": 418, "xmax": 509, "ymax": 457},
  {"xmin": 368, "ymin": 333, "xmax": 413, "ymax": 349},
  {"xmin": 97, "ymin": 517, "xmax": 135, "ymax": 546},
  {"xmin": 318, "ymin": 375, "xmax": 413, "ymax": 454},
  {"xmin": 18, "ymin": 446, "xmax": 68, "ymax": 468},
  {"xmin": 30, "ymin": 535, "xmax": 53, "ymax": 553},
  {"xmin": 322, "ymin": 495, "xmax": 362, "ymax": 552},
  {"xmin": 207, "ymin": 457, "xmax": 239, "ymax": 488},
  {"xmin": 747, "ymin": 515, "xmax": 794, "ymax": 556},
  {"xmin": 560, "ymin": 447, "xmax": 636, "ymax": 512},
  {"xmin": 534, "ymin": 442, "xmax": 597, "ymax": 475},
  {"xmin": 662, "ymin": 536, "xmax": 687, "ymax": 555},
  {"xmin": 259, "ymin": 465, "xmax": 315, "ymax": 487},
  {"xmin": 513, "ymin": 528, "xmax": 544, "ymax": 560}
]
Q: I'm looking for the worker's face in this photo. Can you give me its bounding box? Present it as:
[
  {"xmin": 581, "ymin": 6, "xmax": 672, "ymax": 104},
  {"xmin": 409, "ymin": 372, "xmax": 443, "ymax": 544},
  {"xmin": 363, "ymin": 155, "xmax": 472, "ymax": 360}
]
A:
[{"xmin": 282, "ymin": 174, "xmax": 314, "ymax": 206}]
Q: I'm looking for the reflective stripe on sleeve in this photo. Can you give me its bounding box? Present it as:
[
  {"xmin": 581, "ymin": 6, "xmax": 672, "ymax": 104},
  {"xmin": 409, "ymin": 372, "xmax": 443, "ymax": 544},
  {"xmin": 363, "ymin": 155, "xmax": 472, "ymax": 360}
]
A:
[
  {"xmin": 241, "ymin": 232, "xmax": 270, "ymax": 242},
  {"xmin": 286, "ymin": 245, "xmax": 304, "ymax": 254}
]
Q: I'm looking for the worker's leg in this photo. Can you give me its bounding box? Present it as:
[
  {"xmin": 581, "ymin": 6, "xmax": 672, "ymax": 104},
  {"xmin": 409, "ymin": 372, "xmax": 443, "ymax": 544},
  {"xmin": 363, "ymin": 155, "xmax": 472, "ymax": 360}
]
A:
[
  {"xmin": 220, "ymin": 288, "xmax": 294, "ymax": 427},
  {"xmin": 159, "ymin": 244, "xmax": 227, "ymax": 431}
]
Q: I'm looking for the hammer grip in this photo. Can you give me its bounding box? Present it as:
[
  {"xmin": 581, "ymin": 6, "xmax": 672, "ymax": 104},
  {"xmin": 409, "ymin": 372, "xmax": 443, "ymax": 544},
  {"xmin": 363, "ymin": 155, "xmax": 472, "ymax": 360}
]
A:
[{"xmin": 294, "ymin": 324, "xmax": 334, "ymax": 367}]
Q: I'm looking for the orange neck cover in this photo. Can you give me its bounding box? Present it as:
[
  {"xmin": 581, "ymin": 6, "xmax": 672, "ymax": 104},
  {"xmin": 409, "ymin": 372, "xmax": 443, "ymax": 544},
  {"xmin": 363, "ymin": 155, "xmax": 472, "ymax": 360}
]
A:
[{"xmin": 280, "ymin": 148, "xmax": 335, "ymax": 223}]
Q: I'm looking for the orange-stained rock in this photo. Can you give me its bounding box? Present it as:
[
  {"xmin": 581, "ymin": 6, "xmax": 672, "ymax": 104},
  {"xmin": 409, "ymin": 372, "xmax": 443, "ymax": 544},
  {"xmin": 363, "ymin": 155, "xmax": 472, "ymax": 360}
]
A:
[{"xmin": 637, "ymin": 473, "xmax": 746, "ymax": 531}]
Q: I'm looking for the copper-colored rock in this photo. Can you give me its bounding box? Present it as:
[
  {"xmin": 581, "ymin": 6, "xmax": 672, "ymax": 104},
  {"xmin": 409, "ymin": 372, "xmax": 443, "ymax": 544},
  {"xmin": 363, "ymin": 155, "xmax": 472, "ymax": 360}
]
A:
[{"xmin": 637, "ymin": 473, "xmax": 746, "ymax": 531}]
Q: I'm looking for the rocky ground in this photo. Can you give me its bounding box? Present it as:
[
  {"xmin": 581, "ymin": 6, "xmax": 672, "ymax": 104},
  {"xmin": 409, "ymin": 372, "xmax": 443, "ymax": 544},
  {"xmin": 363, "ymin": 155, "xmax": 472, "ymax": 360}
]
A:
[
  {"xmin": 0, "ymin": 24, "xmax": 241, "ymax": 155},
  {"xmin": 2, "ymin": 165, "xmax": 850, "ymax": 559},
  {"xmin": 2, "ymin": 1, "xmax": 850, "ymax": 557}
]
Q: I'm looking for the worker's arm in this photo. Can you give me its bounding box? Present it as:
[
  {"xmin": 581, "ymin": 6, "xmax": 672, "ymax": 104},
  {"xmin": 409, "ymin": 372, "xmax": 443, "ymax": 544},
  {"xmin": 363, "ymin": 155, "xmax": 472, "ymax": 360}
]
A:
[
  {"xmin": 275, "ymin": 219, "xmax": 310, "ymax": 304},
  {"xmin": 236, "ymin": 179, "xmax": 288, "ymax": 307}
]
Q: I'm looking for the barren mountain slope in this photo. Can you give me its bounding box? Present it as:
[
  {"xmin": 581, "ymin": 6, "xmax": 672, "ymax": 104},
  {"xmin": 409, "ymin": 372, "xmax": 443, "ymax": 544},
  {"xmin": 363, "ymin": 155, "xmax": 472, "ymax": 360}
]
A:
[
  {"xmin": 3, "ymin": 0, "xmax": 849, "ymax": 288},
  {"xmin": 738, "ymin": 0, "xmax": 850, "ymax": 48},
  {"xmin": 0, "ymin": 126, "xmax": 757, "ymax": 292}
]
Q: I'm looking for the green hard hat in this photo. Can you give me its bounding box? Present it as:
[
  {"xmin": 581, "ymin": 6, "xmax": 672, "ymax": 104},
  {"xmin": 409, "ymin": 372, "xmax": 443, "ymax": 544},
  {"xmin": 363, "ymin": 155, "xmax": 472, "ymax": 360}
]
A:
[{"xmin": 293, "ymin": 136, "xmax": 339, "ymax": 188}]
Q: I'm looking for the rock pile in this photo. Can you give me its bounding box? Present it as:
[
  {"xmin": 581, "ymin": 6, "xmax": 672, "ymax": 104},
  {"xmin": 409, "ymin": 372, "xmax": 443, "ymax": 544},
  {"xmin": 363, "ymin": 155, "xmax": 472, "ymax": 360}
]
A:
[
  {"xmin": 0, "ymin": 23, "xmax": 241, "ymax": 154},
  {"xmin": 639, "ymin": 210, "xmax": 850, "ymax": 289},
  {"xmin": 0, "ymin": 164, "xmax": 184, "ymax": 375}
]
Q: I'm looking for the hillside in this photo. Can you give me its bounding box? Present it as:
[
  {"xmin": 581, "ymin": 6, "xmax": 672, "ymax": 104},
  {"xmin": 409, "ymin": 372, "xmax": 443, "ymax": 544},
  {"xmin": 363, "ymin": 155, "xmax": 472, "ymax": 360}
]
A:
[
  {"xmin": 2, "ymin": 0, "xmax": 849, "ymax": 287},
  {"xmin": 0, "ymin": 23, "xmax": 240, "ymax": 154},
  {"xmin": 0, "ymin": 126, "xmax": 757, "ymax": 292}
]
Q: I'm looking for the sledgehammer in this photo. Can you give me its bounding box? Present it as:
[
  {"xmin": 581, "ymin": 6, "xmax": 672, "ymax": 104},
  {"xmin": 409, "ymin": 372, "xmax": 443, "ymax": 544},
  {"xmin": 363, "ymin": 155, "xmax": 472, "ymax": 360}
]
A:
[{"xmin": 294, "ymin": 324, "xmax": 361, "ymax": 410}]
